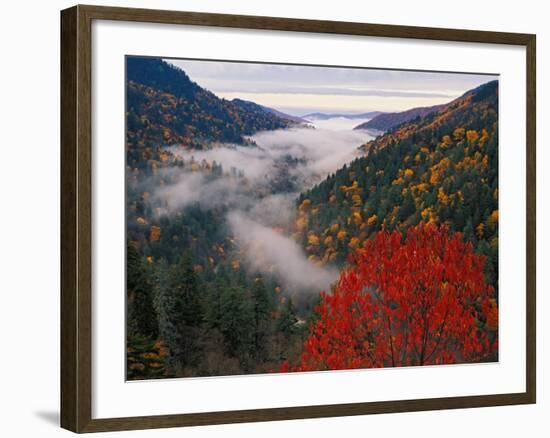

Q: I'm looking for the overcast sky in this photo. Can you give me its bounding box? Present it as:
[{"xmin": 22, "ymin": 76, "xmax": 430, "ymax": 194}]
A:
[{"xmin": 166, "ymin": 58, "xmax": 497, "ymax": 116}]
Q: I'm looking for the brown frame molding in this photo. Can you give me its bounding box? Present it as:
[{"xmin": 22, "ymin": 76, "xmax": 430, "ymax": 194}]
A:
[{"xmin": 60, "ymin": 4, "xmax": 536, "ymax": 433}]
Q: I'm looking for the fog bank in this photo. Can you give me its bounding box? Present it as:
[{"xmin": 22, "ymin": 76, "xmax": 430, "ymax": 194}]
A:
[
  {"xmin": 146, "ymin": 120, "xmax": 374, "ymax": 292},
  {"xmin": 228, "ymin": 211, "xmax": 339, "ymax": 292},
  {"xmin": 169, "ymin": 125, "xmax": 374, "ymax": 188}
]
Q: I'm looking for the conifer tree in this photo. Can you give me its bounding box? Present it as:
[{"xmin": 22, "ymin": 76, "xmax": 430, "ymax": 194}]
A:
[
  {"xmin": 251, "ymin": 277, "xmax": 273, "ymax": 358},
  {"xmin": 127, "ymin": 243, "xmax": 158, "ymax": 338},
  {"xmin": 219, "ymin": 285, "xmax": 255, "ymax": 361},
  {"xmin": 159, "ymin": 252, "xmax": 204, "ymax": 369},
  {"xmin": 277, "ymin": 297, "xmax": 298, "ymax": 339}
]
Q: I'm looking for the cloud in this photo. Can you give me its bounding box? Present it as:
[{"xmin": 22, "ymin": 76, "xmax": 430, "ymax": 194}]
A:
[
  {"xmin": 228, "ymin": 211, "xmax": 338, "ymax": 292},
  {"xmin": 246, "ymin": 193, "xmax": 297, "ymax": 228},
  {"xmin": 169, "ymin": 144, "xmax": 273, "ymax": 182},
  {"xmin": 250, "ymin": 126, "xmax": 371, "ymax": 177},
  {"xmin": 166, "ymin": 126, "xmax": 373, "ymax": 194},
  {"xmin": 211, "ymin": 84, "xmax": 456, "ymax": 98},
  {"xmin": 151, "ymin": 166, "xmax": 267, "ymax": 215},
  {"xmin": 165, "ymin": 58, "xmax": 498, "ymax": 113},
  {"xmin": 215, "ymin": 92, "xmax": 455, "ymax": 113}
]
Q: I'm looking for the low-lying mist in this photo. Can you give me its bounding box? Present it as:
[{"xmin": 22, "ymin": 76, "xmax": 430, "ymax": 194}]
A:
[
  {"xmin": 146, "ymin": 122, "xmax": 374, "ymax": 292},
  {"xmin": 228, "ymin": 211, "xmax": 339, "ymax": 292},
  {"xmin": 169, "ymin": 125, "xmax": 372, "ymax": 187}
]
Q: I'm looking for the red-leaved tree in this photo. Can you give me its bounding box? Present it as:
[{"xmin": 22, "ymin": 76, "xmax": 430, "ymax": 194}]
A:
[{"xmin": 282, "ymin": 224, "xmax": 498, "ymax": 372}]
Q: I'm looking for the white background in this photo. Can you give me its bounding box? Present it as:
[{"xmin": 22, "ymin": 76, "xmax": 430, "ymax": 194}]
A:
[
  {"xmin": 93, "ymin": 20, "xmax": 526, "ymax": 419},
  {"xmin": 0, "ymin": 0, "xmax": 547, "ymax": 436}
]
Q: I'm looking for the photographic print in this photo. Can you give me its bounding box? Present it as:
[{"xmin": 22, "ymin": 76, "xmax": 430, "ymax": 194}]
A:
[{"xmin": 125, "ymin": 56, "xmax": 499, "ymax": 380}]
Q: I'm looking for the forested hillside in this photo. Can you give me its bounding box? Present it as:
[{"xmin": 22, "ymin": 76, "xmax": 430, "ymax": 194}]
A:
[
  {"xmin": 295, "ymin": 80, "xmax": 499, "ymax": 288},
  {"xmin": 125, "ymin": 59, "xmax": 499, "ymax": 379},
  {"xmin": 126, "ymin": 58, "xmax": 310, "ymax": 379},
  {"xmin": 126, "ymin": 58, "xmax": 296, "ymax": 168},
  {"xmin": 231, "ymin": 98, "xmax": 310, "ymax": 124}
]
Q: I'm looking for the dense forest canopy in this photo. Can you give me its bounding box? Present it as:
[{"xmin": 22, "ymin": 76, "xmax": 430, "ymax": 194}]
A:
[
  {"xmin": 296, "ymin": 80, "xmax": 498, "ymax": 286},
  {"xmin": 126, "ymin": 57, "xmax": 297, "ymax": 158},
  {"xmin": 125, "ymin": 58, "xmax": 498, "ymax": 379}
]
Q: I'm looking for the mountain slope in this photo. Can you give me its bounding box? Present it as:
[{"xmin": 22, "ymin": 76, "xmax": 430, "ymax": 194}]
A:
[
  {"xmin": 260, "ymin": 105, "xmax": 310, "ymax": 124},
  {"xmin": 358, "ymin": 81, "xmax": 498, "ymax": 151},
  {"xmin": 231, "ymin": 99, "xmax": 309, "ymax": 124},
  {"xmin": 126, "ymin": 58, "xmax": 295, "ymax": 159},
  {"xmin": 294, "ymin": 80, "xmax": 499, "ymax": 286},
  {"xmin": 354, "ymin": 103, "xmax": 445, "ymax": 131}
]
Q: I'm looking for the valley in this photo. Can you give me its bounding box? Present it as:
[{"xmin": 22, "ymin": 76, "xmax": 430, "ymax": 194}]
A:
[{"xmin": 126, "ymin": 57, "xmax": 499, "ymax": 379}]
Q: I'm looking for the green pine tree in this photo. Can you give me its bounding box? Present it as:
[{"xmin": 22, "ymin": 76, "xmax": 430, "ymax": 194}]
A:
[
  {"xmin": 157, "ymin": 252, "xmax": 204, "ymax": 369},
  {"xmin": 219, "ymin": 285, "xmax": 255, "ymax": 362},
  {"xmin": 251, "ymin": 277, "xmax": 273, "ymax": 358},
  {"xmin": 277, "ymin": 297, "xmax": 298, "ymax": 339},
  {"xmin": 127, "ymin": 243, "xmax": 158, "ymax": 338}
]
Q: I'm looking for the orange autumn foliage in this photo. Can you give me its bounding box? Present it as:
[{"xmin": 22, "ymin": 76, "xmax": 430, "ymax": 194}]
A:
[{"xmin": 149, "ymin": 225, "xmax": 161, "ymax": 242}]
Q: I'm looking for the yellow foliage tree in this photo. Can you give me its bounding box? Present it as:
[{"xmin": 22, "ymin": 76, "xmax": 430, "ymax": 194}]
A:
[
  {"xmin": 149, "ymin": 225, "xmax": 161, "ymax": 242},
  {"xmin": 348, "ymin": 237, "xmax": 361, "ymax": 250},
  {"xmin": 296, "ymin": 216, "xmax": 308, "ymax": 231},
  {"xmin": 466, "ymin": 129, "xmax": 479, "ymax": 142},
  {"xmin": 476, "ymin": 223, "xmax": 485, "ymax": 239},
  {"xmin": 453, "ymin": 127, "xmax": 466, "ymax": 141},
  {"xmin": 299, "ymin": 199, "xmax": 311, "ymax": 212},
  {"xmin": 351, "ymin": 194, "xmax": 362, "ymax": 207},
  {"xmin": 307, "ymin": 233, "xmax": 320, "ymax": 246},
  {"xmin": 479, "ymin": 128, "xmax": 490, "ymax": 147},
  {"xmin": 437, "ymin": 187, "xmax": 450, "ymax": 206}
]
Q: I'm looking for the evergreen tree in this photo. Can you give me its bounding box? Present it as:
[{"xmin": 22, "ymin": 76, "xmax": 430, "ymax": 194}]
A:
[
  {"xmin": 204, "ymin": 273, "xmax": 226, "ymax": 330},
  {"xmin": 398, "ymin": 190, "xmax": 416, "ymax": 222},
  {"xmin": 463, "ymin": 219, "xmax": 475, "ymax": 243},
  {"xmin": 219, "ymin": 285, "xmax": 255, "ymax": 362},
  {"xmin": 277, "ymin": 297, "xmax": 298, "ymax": 339},
  {"xmin": 127, "ymin": 243, "xmax": 158, "ymax": 338},
  {"xmin": 251, "ymin": 277, "xmax": 273, "ymax": 358},
  {"xmin": 159, "ymin": 252, "xmax": 204, "ymax": 369},
  {"xmin": 153, "ymin": 259, "xmax": 174, "ymax": 346},
  {"xmin": 172, "ymin": 252, "xmax": 203, "ymax": 326}
]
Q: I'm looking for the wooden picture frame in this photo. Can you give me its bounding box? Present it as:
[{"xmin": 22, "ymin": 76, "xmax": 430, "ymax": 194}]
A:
[{"xmin": 61, "ymin": 4, "xmax": 536, "ymax": 433}]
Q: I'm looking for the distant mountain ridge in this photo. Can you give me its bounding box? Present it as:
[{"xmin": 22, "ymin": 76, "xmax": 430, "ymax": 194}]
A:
[
  {"xmin": 303, "ymin": 111, "xmax": 385, "ymax": 120},
  {"xmin": 354, "ymin": 103, "xmax": 445, "ymax": 132}
]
